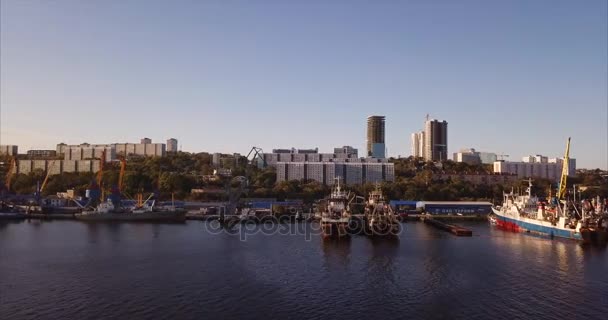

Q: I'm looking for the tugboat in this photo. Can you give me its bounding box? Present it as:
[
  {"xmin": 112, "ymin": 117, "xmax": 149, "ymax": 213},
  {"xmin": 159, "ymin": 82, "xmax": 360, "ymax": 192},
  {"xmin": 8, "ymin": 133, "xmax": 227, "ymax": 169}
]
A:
[
  {"xmin": 320, "ymin": 178, "xmax": 351, "ymax": 238},
  {"xmin": 364, "ymin": 184, "xmax": 400, "ymax": 237}
]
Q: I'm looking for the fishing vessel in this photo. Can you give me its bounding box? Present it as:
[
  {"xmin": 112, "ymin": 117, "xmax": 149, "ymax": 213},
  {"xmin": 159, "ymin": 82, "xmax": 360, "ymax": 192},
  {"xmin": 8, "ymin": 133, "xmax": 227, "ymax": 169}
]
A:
[
  {"xmin": 320, "ymin": 179, "xmax": 351, "ymax": 238},
  {"xmin": 75, "ymin": 193, "xmax": 186, "ymax": 222},
  {"xmin": 490, "ymin": 138, "xmax": 608, "ymax": 244},
  {"xmin": 363, "ymin": 184, "xmax": 400, "ymax": 237}
]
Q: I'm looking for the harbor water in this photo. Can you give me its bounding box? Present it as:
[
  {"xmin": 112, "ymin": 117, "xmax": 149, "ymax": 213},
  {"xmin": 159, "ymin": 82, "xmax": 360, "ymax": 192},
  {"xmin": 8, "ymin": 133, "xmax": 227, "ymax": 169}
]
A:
[{"xmin": 1, "ymin": 220, "xmax": 607, "ymax": 320}]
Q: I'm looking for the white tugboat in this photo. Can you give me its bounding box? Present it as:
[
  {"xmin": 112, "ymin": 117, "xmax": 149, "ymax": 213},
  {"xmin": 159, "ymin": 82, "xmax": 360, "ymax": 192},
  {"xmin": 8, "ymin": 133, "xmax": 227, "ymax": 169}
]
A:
[
  {"xmin": 364, "ymin": 184, "xmax": 400, "ymax": 237},
  {"xmin": 320, "ymin": 178, "xmax": 351, "ymax": 238}
]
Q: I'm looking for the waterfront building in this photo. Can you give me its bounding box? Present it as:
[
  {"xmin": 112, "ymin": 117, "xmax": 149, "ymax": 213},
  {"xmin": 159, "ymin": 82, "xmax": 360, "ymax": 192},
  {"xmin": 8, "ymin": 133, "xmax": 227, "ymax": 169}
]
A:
[
  {"xmin": 0, "ymin": 145, "xmax": 18, "ymax": 156},
  {"xmin": 367, "ymin": 116, "xmax": 386, "ymax": 158}
]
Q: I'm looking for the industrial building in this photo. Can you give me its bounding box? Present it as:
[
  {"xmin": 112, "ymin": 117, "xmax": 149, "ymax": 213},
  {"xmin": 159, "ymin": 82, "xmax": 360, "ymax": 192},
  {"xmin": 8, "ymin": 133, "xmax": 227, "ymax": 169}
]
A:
[
  {"xmin": 367, "ymin": 116, "xmax": 386, "ymax": 158},
  {"xmin": 0, "ymin": 145, "xmax": 18, "ymax": 156}
]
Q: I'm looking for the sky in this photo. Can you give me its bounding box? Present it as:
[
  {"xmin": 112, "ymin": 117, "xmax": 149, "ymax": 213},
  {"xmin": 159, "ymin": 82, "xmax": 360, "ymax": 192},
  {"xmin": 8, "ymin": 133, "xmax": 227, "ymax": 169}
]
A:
[{"xmin": 1, "ymin": 0, "xmax": 607, "ymax": 169}]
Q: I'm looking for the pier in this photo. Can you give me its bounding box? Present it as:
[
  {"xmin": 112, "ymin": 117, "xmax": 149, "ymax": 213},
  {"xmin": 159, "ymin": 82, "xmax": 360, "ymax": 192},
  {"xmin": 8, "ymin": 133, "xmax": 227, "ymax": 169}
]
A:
[{"xmin": 422, "ymin": 216, "xmax": 473, "ymax": 236}]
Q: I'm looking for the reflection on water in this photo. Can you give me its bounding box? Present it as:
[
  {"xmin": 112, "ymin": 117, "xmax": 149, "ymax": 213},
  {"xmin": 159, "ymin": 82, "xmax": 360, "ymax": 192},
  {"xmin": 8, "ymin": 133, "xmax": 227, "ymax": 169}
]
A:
[{"xmin": 0, "ymin": 221, "xmax": 607, "ymax": 320}]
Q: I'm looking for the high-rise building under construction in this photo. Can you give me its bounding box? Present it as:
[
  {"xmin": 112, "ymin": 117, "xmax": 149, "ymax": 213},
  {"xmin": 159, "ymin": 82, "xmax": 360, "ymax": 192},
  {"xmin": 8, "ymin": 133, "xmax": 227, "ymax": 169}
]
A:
[{"xmin": 367, "ymin": 116, "xmax": 386, "ymax": 158}]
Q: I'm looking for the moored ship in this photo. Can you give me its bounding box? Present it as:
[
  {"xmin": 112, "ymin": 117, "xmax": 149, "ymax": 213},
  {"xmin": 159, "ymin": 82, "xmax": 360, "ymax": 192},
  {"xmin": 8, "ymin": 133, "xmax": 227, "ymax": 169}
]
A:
[
  {"xmin": 320, "ymin": 179, "xmax": 351, "ymax": 238},
  {"xmin": 490, "ymin": 138, "xmax": 608, "ymax": 244},
  {"xmin": 364, "ymin": 184, "xmax": 400, "ymax": 237}
]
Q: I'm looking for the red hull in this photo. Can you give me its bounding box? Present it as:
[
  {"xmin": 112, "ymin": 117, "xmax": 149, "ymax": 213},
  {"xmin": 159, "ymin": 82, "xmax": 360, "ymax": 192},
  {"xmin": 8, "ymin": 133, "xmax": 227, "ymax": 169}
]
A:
[{"xmin": 495, "ymin": 216, "xmax": 521, "ymax": 233}]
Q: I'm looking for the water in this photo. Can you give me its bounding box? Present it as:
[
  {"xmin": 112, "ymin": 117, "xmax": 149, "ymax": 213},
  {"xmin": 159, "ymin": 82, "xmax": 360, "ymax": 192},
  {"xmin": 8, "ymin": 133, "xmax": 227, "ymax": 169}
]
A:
[{"xmin": 1, "ymin": 220, "xmax": 607, "ymax": 320}]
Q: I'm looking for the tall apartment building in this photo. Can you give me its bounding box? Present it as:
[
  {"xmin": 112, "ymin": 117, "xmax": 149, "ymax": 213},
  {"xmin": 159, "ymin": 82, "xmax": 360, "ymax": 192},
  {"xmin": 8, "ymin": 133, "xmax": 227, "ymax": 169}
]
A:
[
  {"xmin": 367, "ymin": 116, "xmax": 386, "ymax": 158},
  {"xmin": 0, "ymin": 145, "xmax": 18, "ymax": 156},
  {"xmin": 410, "ymin": 131, "xmax": 425, "ymax": 158},
  {"xmin": 424, "ymin": 119, "xmax": 448, "ymax": 161},
  {"xmin": 166, "ymin": 138, "xmax": 178, "ymax": 152}
]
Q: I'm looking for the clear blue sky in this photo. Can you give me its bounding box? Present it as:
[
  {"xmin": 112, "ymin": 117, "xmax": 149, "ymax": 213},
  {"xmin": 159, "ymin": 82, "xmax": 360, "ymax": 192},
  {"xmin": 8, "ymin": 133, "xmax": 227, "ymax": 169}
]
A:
[{"xmin": 1, "ymin": 0, "xmax": 607, "ymax": 169}]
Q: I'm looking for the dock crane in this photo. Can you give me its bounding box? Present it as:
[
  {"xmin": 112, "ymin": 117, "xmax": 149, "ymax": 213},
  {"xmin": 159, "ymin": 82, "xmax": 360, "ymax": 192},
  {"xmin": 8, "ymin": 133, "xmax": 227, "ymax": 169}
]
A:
[
  {"xmin": 118, "ymin": 156, "xmax": 126, "ymax": 193},
  {"xmin": 39, "ymin": 160, "xmax": 57, "ymax": 194},
  {"xmin": 4, "ymin": 157, "xmax": 16, "ymax": 192},
  {"xmin": 557, "ymin": 137, "xmax": 571, "ymax": 201}
]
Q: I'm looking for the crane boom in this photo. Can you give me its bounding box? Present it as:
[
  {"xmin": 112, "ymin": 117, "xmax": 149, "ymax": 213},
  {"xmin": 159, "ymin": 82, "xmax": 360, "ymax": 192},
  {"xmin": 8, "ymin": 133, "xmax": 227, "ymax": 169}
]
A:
[
  {"xmin": 118, "ymin": 157, "xmax": 126, "ymax": 193},
  {"xmin": 557, "ymin": 137, "xmax": 571, "ymax": 201},
  {"xmin": 5, "ymin": 157, "xmax": 16, "ymax": 191},
  {"xmin": 40, "ymin": 160, "xmax": 56, "ymax": 193}
]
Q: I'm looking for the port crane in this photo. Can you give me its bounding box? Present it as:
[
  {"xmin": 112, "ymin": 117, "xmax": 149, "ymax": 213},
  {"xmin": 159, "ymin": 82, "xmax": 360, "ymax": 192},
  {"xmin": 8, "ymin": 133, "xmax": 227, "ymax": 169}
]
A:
[
  {"xmin": 3, "ymin": 157, "xmax": 16, "ymax": 192},
  {"xmin": 39, "ymin": 160, "xmax": 57, "ymax": 194},
  {"xmin": 557, "ymin": 137, "xmax": 571, "ymax": 201}
]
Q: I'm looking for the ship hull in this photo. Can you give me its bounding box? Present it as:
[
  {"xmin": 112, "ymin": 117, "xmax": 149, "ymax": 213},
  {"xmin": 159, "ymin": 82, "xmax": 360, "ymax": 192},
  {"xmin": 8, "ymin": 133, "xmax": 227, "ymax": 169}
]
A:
[
  {"xmin": 365, "ymin": 218, "xmax": 400, "ymax": 237},
  {"xmin": 491, "ymin": 208, "xmax": 582, "ymax": 241},
  {"xmin": 321, "ymin": 221, "xmax": 350, "ymax": 238},
  {"xmin": 75, "ymin": 210, "xmax": 187, "ymax": 222}
]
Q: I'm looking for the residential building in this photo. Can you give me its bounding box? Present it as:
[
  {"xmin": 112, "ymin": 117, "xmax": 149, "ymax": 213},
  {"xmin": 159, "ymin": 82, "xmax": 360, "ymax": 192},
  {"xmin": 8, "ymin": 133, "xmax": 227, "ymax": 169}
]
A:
[
  {"xmin": 56, "ymin": 138, "xmax": 167, "ymax": 160},
  {"xmin": 424, "ymin": 119, "xmax": 448, "ymax": 161},
  {"xmin": 15, "ymin": 159, "xmax": 101, "ymax": 175},
  {"xmin": 333, "ymin": 146, "xmax": 358, "ymax": 158},
  {"xmin": 367, "ymin": 115, "xmax": 386, "ymax": 158},
  {"xmin": 453, "ymin": 148, "xmax": 497, "ymax": 165},
  {"xmin": 493, "ymin": 157, "xmax": 576, "ymax": 182},
  {"xmin": 167, "ymin": 138, "xmax": 178, "ymax": 152},
  {"xmin": 26, "ymin": 150, "xmax": 57, "ymax": 158},
  {"xmin": 275, "ymin": 160, "xmax": 395, "ymax": 185},
  {"xmin": 0, "ymin": 145, "xmax": 18, "ymax": 156},
  {"xmin": 411, "ymin": 131, "xmax": 425, "ymax": 158}
]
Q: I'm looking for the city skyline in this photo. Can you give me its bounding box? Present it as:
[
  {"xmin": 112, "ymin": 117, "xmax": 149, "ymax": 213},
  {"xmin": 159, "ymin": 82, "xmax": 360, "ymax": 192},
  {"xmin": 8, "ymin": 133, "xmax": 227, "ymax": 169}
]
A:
[{"xmin": 1, "ymin": 1, "xmax": 606, "ymax": 169}]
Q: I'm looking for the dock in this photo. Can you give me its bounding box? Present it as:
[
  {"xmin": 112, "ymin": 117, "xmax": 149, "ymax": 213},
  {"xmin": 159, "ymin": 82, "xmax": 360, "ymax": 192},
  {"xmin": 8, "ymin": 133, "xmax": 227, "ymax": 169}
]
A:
[{"xmin": 422, "ymin": 217, "xmax": 473, "ymax": 236}]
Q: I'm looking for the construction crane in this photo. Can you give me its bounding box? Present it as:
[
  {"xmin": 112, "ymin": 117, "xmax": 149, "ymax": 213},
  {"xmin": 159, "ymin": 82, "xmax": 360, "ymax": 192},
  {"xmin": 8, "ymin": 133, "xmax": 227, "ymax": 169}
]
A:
[
  {"xmin": 96, "ymin": 150, "xmax": 106, "ymax": 201},
  {"xmin": 557, "ymin": 137, "xmax": 571, "ymax": 201},
  {"xmin": 40, "ymin": 160, "xmax": 57, "ymax": 194},
  {"xmin": 246, "ymin": 146, "xmax": 266, "ymax": 168},
  {"xmin": 118, "ymin": 157, "xmax": 127, "ymax": 193},
  {"xmin": 4, "ymin": 157, "xmax": 16, "ymax": 192}
]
